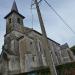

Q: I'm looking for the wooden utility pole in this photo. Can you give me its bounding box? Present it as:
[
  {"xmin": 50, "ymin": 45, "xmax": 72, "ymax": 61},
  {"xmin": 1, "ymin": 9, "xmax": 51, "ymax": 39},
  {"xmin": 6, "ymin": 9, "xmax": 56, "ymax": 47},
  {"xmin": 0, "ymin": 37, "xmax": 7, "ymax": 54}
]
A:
[{"xmin": 34, "ymin": 0, "xmax": 57, "ymax": 75}]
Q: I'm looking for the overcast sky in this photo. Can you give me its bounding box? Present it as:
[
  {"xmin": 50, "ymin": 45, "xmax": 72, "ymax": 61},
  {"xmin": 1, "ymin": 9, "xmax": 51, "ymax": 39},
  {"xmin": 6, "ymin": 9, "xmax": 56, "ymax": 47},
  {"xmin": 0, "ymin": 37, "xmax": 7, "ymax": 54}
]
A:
[{"xmin": 0, "ymin": 0, "xmax": 75, "ymax": 53}]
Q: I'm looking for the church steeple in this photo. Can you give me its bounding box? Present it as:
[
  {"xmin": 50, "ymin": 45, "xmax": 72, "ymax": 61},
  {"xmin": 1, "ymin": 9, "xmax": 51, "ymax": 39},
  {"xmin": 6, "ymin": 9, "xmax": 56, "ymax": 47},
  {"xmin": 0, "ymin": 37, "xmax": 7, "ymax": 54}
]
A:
[
  {"xmin": 4, "ymin": 0, "xmax": 25, "ymax": 34},
  {"xmin": 4, "ymin": 0, "xmax": 25, "ymax": 19},
  {"xmin": 11, "ymin": 0, "xmax": 18, "ymax": 12}
]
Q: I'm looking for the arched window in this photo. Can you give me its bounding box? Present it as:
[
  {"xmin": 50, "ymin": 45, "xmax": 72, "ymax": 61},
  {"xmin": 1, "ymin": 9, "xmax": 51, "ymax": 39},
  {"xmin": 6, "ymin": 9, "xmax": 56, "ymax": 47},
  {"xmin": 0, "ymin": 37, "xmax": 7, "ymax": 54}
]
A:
[
  {"xmin": 9, "ymin": 18, "xmax": 11, "ymax": 24},
  {"xmin": 17, "ymin": 18, "xmax": 20, "ymax": 24}
]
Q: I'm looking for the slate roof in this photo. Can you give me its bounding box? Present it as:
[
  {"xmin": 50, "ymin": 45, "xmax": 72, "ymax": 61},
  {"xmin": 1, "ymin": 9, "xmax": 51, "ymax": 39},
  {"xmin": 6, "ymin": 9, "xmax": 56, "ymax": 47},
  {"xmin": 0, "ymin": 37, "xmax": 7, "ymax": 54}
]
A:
[{"xmin": 4, "ymin": 0, "xmax": 25, "ymax": 19}]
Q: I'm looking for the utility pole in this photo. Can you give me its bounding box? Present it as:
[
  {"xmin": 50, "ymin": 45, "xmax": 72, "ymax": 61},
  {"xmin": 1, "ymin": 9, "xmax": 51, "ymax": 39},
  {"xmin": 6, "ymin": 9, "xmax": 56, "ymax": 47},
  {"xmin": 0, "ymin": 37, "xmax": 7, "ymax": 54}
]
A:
[{"xmin": 34, "ymin": 0, "xmax": 57, "ymax": 75}]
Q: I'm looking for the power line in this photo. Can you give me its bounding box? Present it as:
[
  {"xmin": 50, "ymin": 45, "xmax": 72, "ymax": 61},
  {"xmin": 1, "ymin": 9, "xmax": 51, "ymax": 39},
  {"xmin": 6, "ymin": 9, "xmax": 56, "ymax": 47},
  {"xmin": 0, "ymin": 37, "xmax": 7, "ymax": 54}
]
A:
[
  {"xmin": 31, "ymin": 10, "xmax": 33, "ymax": 29},
  {"xmin": 30, "ymin": 0, "xmax": 34, "ymax": 29},
  {"xmin": 44, "ymin": 0, "xmax": 75, "ymax": 35}
]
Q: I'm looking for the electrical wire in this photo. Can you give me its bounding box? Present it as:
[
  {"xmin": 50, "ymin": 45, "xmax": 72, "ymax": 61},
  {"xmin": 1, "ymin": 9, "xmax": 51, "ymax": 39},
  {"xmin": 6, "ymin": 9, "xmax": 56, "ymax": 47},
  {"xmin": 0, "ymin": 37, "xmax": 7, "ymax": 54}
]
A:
[
  {"xmin": 44, "ymin": 0, "xmax": 75, "ymax": 35},
  {"xmin": 31, "ymin": 0, "xmax": 34, "ymax": 29},
  {"xmin": 30, "ymin": 0, "xmax": 43, "ymax": 29},
  {"xmin": 31, "ymin": 8, "xmax": 34, "ymax": 29}
]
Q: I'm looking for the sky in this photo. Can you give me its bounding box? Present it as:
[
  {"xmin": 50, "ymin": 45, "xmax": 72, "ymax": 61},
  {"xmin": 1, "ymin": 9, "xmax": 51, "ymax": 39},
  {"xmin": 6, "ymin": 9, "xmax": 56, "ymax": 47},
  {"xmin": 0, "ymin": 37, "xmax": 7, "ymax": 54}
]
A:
[{"xmin": 0, "ymin": 0, "xmax": 75, "ymax": 53}]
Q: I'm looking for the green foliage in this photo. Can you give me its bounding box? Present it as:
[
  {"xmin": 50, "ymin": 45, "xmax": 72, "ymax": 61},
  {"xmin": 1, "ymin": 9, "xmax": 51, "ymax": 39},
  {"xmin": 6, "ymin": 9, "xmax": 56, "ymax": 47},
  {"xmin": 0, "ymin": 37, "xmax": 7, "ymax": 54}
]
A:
[
  {"xmin": 70, "ymin": 45, "xmax": 75, "ymax": 55},
  {"xmin": 56, "ymin": 62, "xmax": 75, "ymax": 75},
  {"xmin": 56, "ymin": 62, "xmax": 75, "ymax": 70}
]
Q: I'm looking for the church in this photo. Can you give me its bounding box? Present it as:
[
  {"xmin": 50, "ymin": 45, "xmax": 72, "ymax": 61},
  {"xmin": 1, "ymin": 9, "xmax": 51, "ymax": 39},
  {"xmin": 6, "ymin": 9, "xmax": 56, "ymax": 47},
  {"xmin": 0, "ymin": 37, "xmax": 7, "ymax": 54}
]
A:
[{"xmin": 0, "ymin": 0, "xmax": 75, "ymax": 75}]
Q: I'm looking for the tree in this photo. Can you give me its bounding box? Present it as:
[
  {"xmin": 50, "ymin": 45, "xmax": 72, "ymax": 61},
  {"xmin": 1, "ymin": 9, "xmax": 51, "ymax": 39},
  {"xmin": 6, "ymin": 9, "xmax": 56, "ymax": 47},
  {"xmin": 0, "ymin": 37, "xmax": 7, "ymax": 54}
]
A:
[{"xmin": 70, "ymin": 45, "xmax": 75, "ymax": 55}]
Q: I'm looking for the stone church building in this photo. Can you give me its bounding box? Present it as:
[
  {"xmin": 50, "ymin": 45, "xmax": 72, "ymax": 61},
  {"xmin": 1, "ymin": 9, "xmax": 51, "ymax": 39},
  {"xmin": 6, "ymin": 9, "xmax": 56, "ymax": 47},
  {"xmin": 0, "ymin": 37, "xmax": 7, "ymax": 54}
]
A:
[{"xmin": 0, "ymin": 1, "xmax": 75, "ymax": 75}]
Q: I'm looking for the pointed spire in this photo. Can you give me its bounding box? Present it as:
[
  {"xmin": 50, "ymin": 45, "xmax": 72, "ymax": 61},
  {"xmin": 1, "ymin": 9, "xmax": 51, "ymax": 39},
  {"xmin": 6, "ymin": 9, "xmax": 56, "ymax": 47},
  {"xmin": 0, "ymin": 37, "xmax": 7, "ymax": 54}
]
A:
[
  {"xmin": 11, "ymin": 0, "xmax": 18, "ymax": 12},
  {"xmin": 4, "ymin": 0, "xmax": 25, "ymax": 19}
]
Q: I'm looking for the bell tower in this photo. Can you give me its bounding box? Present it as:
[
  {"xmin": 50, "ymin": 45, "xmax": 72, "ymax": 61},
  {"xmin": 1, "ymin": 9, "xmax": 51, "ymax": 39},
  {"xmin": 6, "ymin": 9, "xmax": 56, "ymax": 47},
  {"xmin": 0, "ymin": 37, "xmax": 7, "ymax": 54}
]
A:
[
  {"xmin": 4, "ymin": 0, "xmax": 25, "ymax": 34},
  {"xmin": 1, "ymin": 1, "xmax": 25, "ymax": 74},
  {"xmin": 3, "ymin": 0, "xmax": 25, "ymax": 56}
]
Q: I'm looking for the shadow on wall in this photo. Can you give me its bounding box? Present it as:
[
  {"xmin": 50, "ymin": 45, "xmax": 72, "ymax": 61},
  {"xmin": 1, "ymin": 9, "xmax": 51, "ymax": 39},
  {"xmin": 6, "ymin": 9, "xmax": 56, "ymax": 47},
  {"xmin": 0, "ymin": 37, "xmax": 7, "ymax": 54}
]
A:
[{"xmin": 15, "ymin": 67, "xmax": 50, "ymax": 75}]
